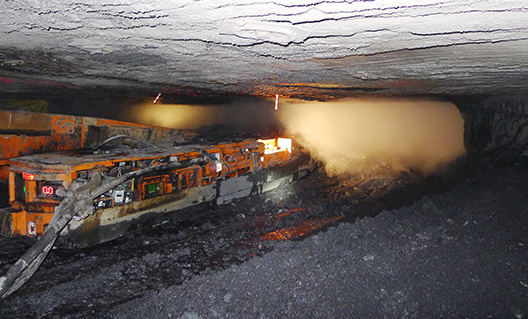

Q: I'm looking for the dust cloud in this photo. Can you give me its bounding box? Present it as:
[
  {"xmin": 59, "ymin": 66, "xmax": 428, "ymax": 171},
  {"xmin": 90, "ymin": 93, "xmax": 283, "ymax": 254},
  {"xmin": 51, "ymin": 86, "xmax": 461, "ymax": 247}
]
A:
[
  {"xmin": 126, "ymin": 96, "xmax": 465, "ymax": 175},
  {"xmin": 277, "ymin": 98, "xmax": 466, "ymax": 175},
  {"xmin": 125, "ymin": 98, "xmax": 278, "ymax": 133}
]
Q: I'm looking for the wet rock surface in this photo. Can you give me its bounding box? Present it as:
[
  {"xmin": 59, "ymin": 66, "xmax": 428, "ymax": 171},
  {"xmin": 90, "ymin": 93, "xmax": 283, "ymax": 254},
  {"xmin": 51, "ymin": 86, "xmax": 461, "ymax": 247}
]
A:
[{"xmin": 1, "ymin": 161, "xmax": 528, "ymax": 318}]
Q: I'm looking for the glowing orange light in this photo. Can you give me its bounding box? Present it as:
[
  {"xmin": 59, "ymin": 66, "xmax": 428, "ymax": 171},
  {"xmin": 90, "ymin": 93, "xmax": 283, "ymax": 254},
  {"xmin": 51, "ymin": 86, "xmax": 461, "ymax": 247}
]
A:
[
  {"xmin": 262, "ymin": 217, "xmax": 342, "ymax": 241},
  {"xmin": 276, "ymin": 208, "xmax": 306, "ymax": 219},
  {"xmin": 258, "ymin": 138, "xmax": 292, "ymax": 154},
  {"xmin": 22, "ymin": 172, "xmax": 35, "ymax": 180},
  {"xmin": 277, "ymin": 138, "xmax": 292, "ymax": 153}
]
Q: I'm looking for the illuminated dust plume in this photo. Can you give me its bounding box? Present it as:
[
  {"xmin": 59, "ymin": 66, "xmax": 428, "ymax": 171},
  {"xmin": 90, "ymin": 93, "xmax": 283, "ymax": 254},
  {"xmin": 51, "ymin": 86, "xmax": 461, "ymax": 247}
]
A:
[{"xmin": 277, "ymin": 98, "xmax": 466, "ymax": 176}]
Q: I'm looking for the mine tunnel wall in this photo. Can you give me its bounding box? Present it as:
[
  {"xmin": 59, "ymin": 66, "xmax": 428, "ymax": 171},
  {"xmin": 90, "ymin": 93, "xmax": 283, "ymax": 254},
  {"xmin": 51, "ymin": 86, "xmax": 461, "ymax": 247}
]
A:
[{"xmin": 458, "ymin": 96, "xmax": 528, "ymax": 164}]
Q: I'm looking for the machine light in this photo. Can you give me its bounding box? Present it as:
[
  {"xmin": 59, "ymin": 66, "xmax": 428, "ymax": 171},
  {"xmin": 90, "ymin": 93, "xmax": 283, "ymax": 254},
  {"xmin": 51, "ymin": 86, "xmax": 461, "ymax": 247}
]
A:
[
  {"xmin": 277, "ymin": 138, "xmax": 292, "ymax": 153},
  {"xmin": 23, "ymin": 173, "xmax": 35, "ymax": 180},
  {"xmin": 153, "ymin": 93, "xmax": 161, "ymax": 103}
]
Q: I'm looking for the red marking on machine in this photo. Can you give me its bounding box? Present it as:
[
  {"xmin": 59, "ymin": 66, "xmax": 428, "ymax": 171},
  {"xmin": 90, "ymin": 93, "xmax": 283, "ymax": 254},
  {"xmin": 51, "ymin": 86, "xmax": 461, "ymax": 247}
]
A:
[{"xmin": 22, "ymin": 172, "xmax": 35, "ymax": 180}]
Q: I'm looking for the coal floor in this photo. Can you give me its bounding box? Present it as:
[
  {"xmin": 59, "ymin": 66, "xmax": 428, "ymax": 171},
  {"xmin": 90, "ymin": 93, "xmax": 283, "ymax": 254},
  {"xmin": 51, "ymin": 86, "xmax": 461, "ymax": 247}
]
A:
[
  {"xmin": 0, "ymin": 171, "xmax": 366, "ymax": 317},
  {"xmin": 1, "ymin": 162, "xmax": 527, "ymax": 318}
]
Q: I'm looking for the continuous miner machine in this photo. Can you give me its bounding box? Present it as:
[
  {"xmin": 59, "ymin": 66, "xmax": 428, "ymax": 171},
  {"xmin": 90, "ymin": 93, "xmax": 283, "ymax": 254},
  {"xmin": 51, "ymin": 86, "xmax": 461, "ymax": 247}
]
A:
[{"xmin": 0, "ymin": 110, "xmax": 314, "ymax": 299}]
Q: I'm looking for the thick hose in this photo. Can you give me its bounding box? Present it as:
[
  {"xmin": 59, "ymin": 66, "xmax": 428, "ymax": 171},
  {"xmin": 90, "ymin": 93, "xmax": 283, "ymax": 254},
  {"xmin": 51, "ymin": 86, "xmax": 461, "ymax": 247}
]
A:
[
  {"xmin": 0, "ymin": 161, "xmax": 186, "ymax": 299},
  {"xmin": 91, "ymin": 135, "xmax": 157, "ymax": 151}
]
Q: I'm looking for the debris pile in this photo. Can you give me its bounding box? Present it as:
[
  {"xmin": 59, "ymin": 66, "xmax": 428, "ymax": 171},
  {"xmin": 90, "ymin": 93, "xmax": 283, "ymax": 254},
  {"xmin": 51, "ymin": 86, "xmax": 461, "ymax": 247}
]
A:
[{"xmin": 325, "ymin": 156, "xmax": 423, "ymax": 199}]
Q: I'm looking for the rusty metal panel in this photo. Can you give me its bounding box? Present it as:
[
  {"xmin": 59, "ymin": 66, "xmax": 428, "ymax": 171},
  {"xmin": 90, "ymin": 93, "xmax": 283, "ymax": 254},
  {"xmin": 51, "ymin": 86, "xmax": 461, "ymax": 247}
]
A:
[
  {"xmin": 52, "ymin": 114, "xmax": 75, "ymax": 134},
  {"xmin": 0, "ymin": 135, "xmax": 57, "ymax": 180},
  {"xmin": 0, "ymin": 111, "xmax": 193, "ymax": 180},
  {"xmin": 0, "ymin": 110, "xmax": 51, "ymax": 133},
  {"xmin": 11, "ymin": 211, "xmax": 27, "ymax": 236}
]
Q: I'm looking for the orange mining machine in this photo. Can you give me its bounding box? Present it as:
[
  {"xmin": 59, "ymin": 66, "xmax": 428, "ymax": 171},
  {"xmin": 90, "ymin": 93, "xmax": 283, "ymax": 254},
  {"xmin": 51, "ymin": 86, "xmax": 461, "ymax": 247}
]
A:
[
  {"xmin": 0, "ymin": 111, "xmax": 314, "ymax": 299},
  {"xmin": 0, "ymin": 110, "xmax": 192, "ymax": 181},
  {"xmin": 3, "ymin": 136, "xmax": 313, "ymax": 247}
]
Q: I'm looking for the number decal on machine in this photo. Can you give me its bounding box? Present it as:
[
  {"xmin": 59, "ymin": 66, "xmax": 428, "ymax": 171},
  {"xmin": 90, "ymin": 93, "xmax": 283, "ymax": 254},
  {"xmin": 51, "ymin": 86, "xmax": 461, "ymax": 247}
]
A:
[{"xmin": 42, "ymin": 185, "xmax": 55, "ymax": 196}]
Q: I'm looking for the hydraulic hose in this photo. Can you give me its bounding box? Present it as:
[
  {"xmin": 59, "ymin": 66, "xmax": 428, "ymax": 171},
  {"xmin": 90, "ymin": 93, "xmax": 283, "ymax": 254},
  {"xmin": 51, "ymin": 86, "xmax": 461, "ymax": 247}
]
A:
[
  {"xmin": 92, "ymin": 135, "xmax": 158, "ymax": 151},
  {"xmin": 0, "ymin": 161, "xmax": 186, "ymax": 299}
]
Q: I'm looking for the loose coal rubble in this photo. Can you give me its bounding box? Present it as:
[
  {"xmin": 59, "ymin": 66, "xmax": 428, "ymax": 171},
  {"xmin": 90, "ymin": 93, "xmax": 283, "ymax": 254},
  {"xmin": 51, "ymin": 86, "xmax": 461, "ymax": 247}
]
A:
[{"xmin": 1, "ymin": 160, "xmax": 527, "ymax": 318}]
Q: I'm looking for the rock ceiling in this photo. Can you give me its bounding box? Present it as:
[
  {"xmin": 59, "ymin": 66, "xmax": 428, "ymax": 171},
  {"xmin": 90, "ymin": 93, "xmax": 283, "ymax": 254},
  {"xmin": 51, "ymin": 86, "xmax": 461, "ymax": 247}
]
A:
[{"xmin": 1, "ymin": 0, "xmax": 527, "ymax": 101}]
